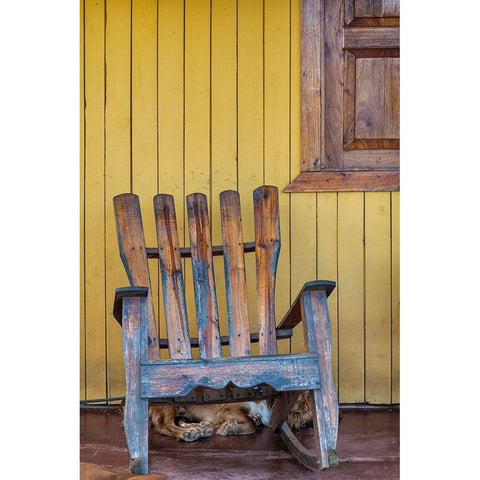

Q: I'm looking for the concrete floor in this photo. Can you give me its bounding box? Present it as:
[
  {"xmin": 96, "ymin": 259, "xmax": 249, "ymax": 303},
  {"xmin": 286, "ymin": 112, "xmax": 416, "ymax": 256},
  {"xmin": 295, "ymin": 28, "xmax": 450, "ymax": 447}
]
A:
[{"xmin": 80, "ymin": 408, "xmax": 399, "ymax": 479}]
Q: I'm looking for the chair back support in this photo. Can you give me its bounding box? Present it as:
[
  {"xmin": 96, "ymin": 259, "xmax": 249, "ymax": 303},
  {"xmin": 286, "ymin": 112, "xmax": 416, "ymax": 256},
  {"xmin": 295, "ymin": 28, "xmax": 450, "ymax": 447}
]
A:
[
  {"xmin": 220, "ymin": 190, "xmax": 251, "ymax": 357},
  {"xmin": 113, "ymin": 194, "xmax": 160, "ymax": 360},
  {"xmin": 113, "ymin": 186, "xmax": 280, "ymax": 359},
  {"xmin": 254, "ymin": 186, "xmax": 280, "ymax": 355},
  {"xmin": 153, "ymin": 194, "xmax": 191, "ymax": 359},
  {"xmin": 186, "ymin": 193, "xmax": 222, "ymax": 359}
]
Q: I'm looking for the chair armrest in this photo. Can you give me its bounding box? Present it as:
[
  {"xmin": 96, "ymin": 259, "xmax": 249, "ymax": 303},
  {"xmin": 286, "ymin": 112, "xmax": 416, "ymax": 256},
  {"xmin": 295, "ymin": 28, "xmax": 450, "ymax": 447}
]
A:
[
  {"xmin": 113, "ymin": 286, "xmax": 149, "ymax": 326},
  {"xmin": 277, "ymin": 280, "xmax": 335, "ymax": 330}
]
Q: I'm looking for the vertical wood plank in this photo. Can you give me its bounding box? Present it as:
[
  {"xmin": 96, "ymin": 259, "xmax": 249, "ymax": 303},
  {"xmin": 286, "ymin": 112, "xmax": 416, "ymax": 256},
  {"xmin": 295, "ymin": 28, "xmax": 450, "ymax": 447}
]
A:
[
  {"xmin": 317, "ymin": 192, "xmax": 339, "ymax": 392},
  {"xmin": 290, "ymin": 193, "xmax": 317, "ymax": 355},
  {"xmin": 300, "ymin": 0, "xmax": 322, "ymax": 170},
  {"xmin": 80, "ymin": 0, "xmax": 86, "ymax": 400},
  {"xmin": 122, "ymin": 296, "xmax": 149, "ymax": 474},
  {"xmin": 324, "ymin": 0, "xmax": 343, "ymax": 168},
  {"xmin": 288, "ymin": 0, "xmax": 303, "ymax": 356},
  {"xmin": 264, "ymin": 0, "xmax": 291, "ymax": 354},
  {"xmin": 254, "ymin": 186, "xmax": 280, "ymax": 355},
  {"xmin": 365, "ymin": 192, "xmax": 391, "ymax": 403},
  {"xmin": 84, "ymin": 0, "xmax": 106, "ymax": 400},
  {"xmin": 391, "ymin": 191, "xmax": 400, "ymax": 403},
  {"xmin": 211, "ymin": 0, "xmax": 238, "ymax": 356},
  {"xmin": 337, "ymin": 192, "xmax": 364, "ymax": 403},
  {"xmin": 158, "ymin": 0, "xmax": 185, "ymax": 358},
  {"xmin": 186, "ymin": 193, "xmax": 222, "ymax": 359},
  {"xmin": 131, "ymin": 0, "xmax": 159, "ymax": 349},
  {"xmin": 113, "ymin": 194, "xmax": 160, "ymax": 360},
  {"xmin": 220, "ymin": 191, "xmax": 251, "ymax": 357},
  {"xmin": 105, "ymin": 0, "xmax": 131, "ymax": 399},
  {"xmin": 154, "ymin": 194, "xmax": 191, "ymax": 359},
  {"xmin": 184, "ymin": 0, "xmax": 211, "ymax": 349},
  {"xmin": 237, "ymin": 0, "xmax": 264, "ymax": 355}
]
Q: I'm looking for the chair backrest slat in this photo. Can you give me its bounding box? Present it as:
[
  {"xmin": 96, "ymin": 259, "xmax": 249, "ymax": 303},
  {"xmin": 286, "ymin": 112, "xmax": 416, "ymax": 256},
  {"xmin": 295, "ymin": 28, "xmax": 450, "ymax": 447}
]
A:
[
  {"xmin": 186, "ymin": 193, "xmax": 222, "ymax": 359},
  {"xmin": 253, "ymin": 186, "xmax": 280, "ymax": 355},
  {"xmin": 153, "ymin": 194, "xmax": 192, "ymax": 359},
  {"xmin": 113, "ymin": 194, "xmax": 160, "ymax": 360},
  {"xmin": 220, "ymin": 191, "xmax": 251, "ymax": 357}
]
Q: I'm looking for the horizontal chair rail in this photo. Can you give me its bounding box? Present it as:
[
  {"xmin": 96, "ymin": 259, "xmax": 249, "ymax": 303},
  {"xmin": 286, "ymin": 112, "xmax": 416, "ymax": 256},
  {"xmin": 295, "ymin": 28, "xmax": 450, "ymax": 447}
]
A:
[
  {"xmin": 145, "ymin": 241, "xmax": 256, "ymax": 259},
  {"xmin": 157, "ymin": 328, "xmax": 293, "ymax": 349},
  {"xmin": 140, "ymin": 353, "xmax": 321, "ymax": 398}
]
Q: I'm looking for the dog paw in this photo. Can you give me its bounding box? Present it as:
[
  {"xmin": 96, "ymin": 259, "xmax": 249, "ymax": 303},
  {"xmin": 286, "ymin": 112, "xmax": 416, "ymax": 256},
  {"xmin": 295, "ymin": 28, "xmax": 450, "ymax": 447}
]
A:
[
  {"xmin": 182, "ymin": 427, "xmax": 203, "ymax": 442},
  {"xmin": 216, "ymin": 421, "xmax": 236, "ymax": 436},
  {"xmin": 199, "ymin": 421, "xmax": 213, "ymax": 437},
  {"xmin": 179, "ymin": 422, "xmax": 213, "ymax": 442}
]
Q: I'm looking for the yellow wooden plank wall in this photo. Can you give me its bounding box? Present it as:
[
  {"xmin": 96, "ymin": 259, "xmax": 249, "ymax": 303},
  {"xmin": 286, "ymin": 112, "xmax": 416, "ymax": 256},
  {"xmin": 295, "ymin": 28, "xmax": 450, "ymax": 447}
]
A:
[{"xmin": 80, "ymin": 0, "xmax": 400, "ymax": 404}]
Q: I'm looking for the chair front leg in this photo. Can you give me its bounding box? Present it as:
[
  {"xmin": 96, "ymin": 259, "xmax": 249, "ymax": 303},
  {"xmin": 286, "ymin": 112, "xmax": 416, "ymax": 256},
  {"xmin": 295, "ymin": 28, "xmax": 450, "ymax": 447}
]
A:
[
  {"xmin": 302, "ymin": 288, "xmax": 339, "ymax": 466},
  {"xmin": 122, "ymin": 295, "xmax": 149, "ymax": 474}
]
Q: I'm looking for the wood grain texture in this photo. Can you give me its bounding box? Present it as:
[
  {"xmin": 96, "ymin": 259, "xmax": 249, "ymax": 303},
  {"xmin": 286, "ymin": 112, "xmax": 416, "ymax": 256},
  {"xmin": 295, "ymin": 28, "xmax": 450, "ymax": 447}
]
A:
[
  {"xmin": 186, "ymin": 193, "xmax": 222, "ymax": 359},
  {"xmin": 323, "ymin": 0, "xmax": 344, "ymax": 169},
  {"xmin": 338, "ymin": 193, "xmax": 365, "ymax": 403},
  {"xmin": 113, "ymin": 194, "xmax": 160, "ymax": 360},
  {"xmin": 80, "ymin": 0, "xmax": 86, "ymax": 400},
  {"xmin": 184, "ymin": 0, "xmax": 211, "ymax": 346},
  {"xmin": 285, "ymin": 171, "xmax": 399, "ymax": 192},
  {"xmin": 131, "ymin": 0, "xmax": 160, "ymax": 353},
  {"xmin": 290, "ymin": 192, "xmax": 317, "ymax": 354},
  {"xmin": 141, "ymin": 353, "xmax": 321, "ymax": 397},
  {"xmin": 254, "ymin": 186, "xmax": 281, "ymax": 355},
  {"xmin": 122, "ymin": 295, "xmax": 149, "ymax": 474},
  {"xmin": 317, "ymin": 193, "xmax": 339, "ymax": 391},
  {"xmin": 220, "ymin": 191, "xmax": 251, "ymax": 357},
  {"xmin": 237, "ymin": 0, "xmax": 264, "ymax": 356},
  {"xmin": 157, "ymin": 0, "xmax": 185, "ymax": 358},
  {"xmin": 344, "ymin": 27, "xmax": 399, "ymax": 48},
  {"xmin": 278, "ymin": 281, "xmax": 336, "ymax": 330},
  {"xmin": 153, "ymin": 194, "xmax": 191, "ymax": 359},
  {"xmin": 211, "ymin": 0, "xmax": 238, "ymax": 357},
  {"xmin": 391, "ymin": 191, "xmax": 399, "ymax": 403},
  {"xmin": 105, "ymin": 0, "xmax": 132, "ymax": 398},
  {"xmin": 84, "ymin": 0, "xmax": 106, "ymax": 399},
  {"xmin": 302, "ymin": 289, "xmax": 339, "ymax": 451},
  {"xmin": 365, "ymin": 192, "xmax": 391, "ymax": 403},
  {"xmin": 82, "ymin": 0, "xmax": 399, "ymax": 406},
  {"xmin": 157, "ymin": 329, "xmax": 293, "ymax": 350},
  {"xmin": 300, "ymin": 0, "xmax": 322, "ymax": 170},
  {"xmin": 264, "ymin": 0, "xmax": 292, "ymax": 356}
]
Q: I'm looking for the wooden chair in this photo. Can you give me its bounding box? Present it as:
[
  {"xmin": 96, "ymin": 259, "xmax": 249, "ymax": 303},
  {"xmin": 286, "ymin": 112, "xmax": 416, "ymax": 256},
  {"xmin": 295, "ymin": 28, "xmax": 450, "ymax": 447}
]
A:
[{"xmin": 112, "ymin": 186, "xmax": 338, "ymax": 474}]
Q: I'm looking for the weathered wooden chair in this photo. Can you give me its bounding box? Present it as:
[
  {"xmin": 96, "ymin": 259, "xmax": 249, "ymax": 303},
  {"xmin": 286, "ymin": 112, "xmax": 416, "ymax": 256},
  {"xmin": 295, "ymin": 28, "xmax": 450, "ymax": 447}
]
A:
[{"xmin": 113, "ymin": 186, "xmax": 338, "ymax": 474}]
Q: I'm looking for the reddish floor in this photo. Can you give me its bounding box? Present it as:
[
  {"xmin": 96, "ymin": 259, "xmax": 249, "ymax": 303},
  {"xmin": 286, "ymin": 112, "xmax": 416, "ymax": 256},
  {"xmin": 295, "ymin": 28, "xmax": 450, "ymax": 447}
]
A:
[{"xmin": 80, "ymin": 408, "xmax": 399, "ymax": 479}]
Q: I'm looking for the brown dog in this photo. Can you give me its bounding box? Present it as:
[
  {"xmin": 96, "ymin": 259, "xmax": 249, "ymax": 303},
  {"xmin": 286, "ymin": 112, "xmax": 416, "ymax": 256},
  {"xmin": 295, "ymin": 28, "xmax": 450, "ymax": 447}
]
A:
[{"xmin": 148, "ymin": 392, "xmax": 313, "ymax": 442}]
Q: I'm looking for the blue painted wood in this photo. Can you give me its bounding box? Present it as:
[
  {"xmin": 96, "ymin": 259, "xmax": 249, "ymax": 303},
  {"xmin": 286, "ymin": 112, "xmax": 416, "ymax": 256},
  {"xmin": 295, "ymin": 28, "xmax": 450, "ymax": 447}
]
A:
[
  {"xmin": 113, "ymin": 286, "xmax": 149, "ymax": 325},
  {"xmin": 302, "ymin": 288, "xmax": 339, "ymax": 463},
  {"xmin": 153, "ymin": 194, "xmax": 192, "ymax": 359},
  {"xmin": 140, "ymin": 353, "xmax": 321, "ymax": 397},
  {"xmin": 122, "ymin": 295, "xmax": 150, "ymax": 474},
  {"xmin": 277, "ymin": 280, "xmax": 336, "ymax": 330},
  {"xmin": 253, "ymin": 186, "xmax": 281, "ymax": 355},
  {"xmin": 186, "ymin": 193, "xmax": 222, "ymax": 359},
  {"xmin": 220, "ymin": 190, "xmax": 251, "ymax": 357}
]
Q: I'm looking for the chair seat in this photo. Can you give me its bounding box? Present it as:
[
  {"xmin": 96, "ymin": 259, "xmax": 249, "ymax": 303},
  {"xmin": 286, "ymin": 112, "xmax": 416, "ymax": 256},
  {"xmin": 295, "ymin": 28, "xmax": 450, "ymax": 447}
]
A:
[{"xmin": 140, "ymin": 353, "xmax": 321, "ymax": 398}]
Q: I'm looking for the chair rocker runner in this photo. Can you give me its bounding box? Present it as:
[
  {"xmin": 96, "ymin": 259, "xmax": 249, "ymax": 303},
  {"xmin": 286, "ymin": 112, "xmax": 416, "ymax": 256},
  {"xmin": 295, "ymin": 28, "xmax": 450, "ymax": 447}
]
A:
[{"xmin": 113, "ymin": 186, "xmax": 338, "ymax": 474}]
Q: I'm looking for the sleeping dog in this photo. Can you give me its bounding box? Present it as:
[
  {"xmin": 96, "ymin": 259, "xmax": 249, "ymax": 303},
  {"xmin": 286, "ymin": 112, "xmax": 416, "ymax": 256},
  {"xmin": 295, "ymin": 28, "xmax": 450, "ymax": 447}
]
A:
[{"xmin": 148, "ymin": 392, "xmax": 313, "ymax": 442}]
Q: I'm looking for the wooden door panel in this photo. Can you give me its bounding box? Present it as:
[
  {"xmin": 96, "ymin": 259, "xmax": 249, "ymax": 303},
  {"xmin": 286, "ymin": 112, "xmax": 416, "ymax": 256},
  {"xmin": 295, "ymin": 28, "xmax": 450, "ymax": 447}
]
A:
[
  {"xmin": 345, "ymin": 0, "xmax": 400, "ymax": 27},
  {"xmin": 287, "ymin": 0, "xmax": 400, "ymax": 191},
  {"xmin": 344, "ymin": 51, "xmax": 399, "ymax": 151},
  {"xmin": 327, "ymin": 0, "xmax": 399, "ymax": 171}
]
